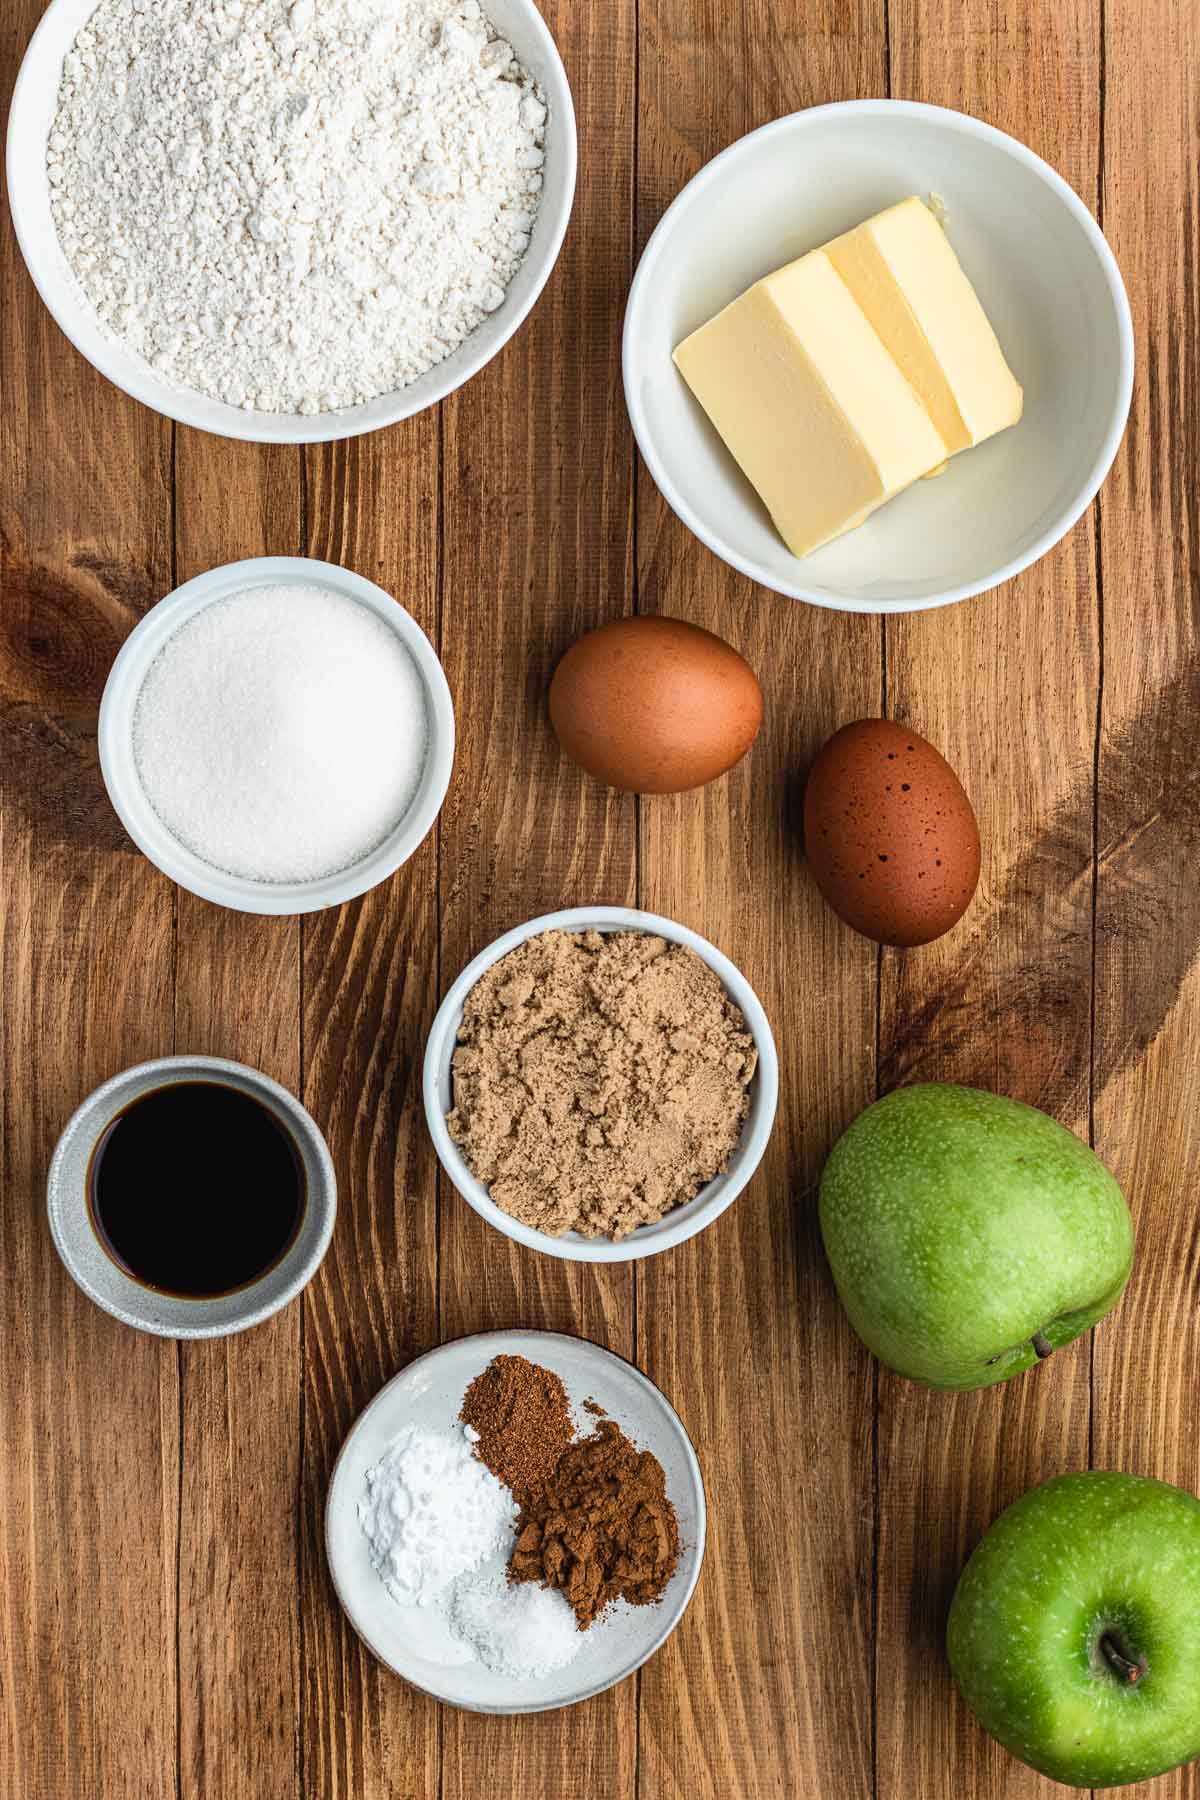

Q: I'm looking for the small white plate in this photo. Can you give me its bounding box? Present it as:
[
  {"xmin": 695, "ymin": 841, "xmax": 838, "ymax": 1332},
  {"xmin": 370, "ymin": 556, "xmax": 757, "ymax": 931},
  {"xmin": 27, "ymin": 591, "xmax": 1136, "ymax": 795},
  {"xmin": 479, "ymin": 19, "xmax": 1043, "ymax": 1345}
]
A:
[
  {"xmin": 325, "ymin": 1330, "xmax": 707, "ymax": 1713},
  {"xmin": 624, "ymin": 100, "xmax": 1134, "ymax": 613}
]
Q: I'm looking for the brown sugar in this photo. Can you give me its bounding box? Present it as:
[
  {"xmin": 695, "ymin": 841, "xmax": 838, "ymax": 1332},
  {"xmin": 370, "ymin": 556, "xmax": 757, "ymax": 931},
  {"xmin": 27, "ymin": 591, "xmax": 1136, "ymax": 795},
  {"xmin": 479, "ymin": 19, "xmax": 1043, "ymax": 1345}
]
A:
[
  {"xmin": 459, "ymin": 1354, "xmax": 574, "ymax": 1493},
  {"xmin": 508, "ymin": 1418, "xmax": 680, "ymax": 1629},
  {"xmin": 446, "ymin": 928, "xmax": 757, "ymax": 1240}
]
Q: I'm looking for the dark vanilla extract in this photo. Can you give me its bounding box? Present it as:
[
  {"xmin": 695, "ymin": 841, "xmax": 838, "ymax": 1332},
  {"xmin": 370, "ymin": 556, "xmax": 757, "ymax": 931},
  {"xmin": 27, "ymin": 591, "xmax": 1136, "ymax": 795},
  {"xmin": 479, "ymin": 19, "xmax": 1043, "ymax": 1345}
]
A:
[{"xmin": 87, "ymin": 1082, "xmax": 305, "ymax": 1299}]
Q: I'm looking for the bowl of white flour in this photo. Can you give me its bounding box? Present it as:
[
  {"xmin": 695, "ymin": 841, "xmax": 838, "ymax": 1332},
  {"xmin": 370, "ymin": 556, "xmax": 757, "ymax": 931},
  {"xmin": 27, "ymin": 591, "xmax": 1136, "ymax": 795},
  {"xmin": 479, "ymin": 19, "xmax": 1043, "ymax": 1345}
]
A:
[{"xmin": 8, "ymin": 0, "xmax": 576, "ymax": 443}]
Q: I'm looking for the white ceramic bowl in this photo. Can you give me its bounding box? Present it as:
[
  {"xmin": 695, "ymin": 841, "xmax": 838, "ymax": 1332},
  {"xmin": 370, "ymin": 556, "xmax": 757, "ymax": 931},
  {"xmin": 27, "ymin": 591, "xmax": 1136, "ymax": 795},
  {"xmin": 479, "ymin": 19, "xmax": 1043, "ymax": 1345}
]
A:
[
  {"xmin": 98, "ymin": 556, "xmax": 455, "ymax": 915},
  {"xmin": 7, "ymin": 0, "xmax": 576, "ymax": 444},
  {"xmin": 423, "ymin": 906, "xmax": 779, "ymax": 1262},
  {"xmin": 48, "ymin": 1055, "xmax": 336, "ymax": 1339},
  {"xmin": 624, "ymin": 100, "xmax": 1134, "ymax": 614},
  {"xmin": 325, "ymin": 1328, "xmax": 706, "ymax": 1712}
]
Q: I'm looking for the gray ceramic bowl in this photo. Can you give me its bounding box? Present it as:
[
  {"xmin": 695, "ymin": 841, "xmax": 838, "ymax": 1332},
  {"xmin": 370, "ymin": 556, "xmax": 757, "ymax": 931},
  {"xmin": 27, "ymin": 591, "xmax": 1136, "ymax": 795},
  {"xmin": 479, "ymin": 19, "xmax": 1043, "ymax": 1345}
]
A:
[{"xmin": 47, "ymin": 1055, "xmax": 336, "ymax": 1338}]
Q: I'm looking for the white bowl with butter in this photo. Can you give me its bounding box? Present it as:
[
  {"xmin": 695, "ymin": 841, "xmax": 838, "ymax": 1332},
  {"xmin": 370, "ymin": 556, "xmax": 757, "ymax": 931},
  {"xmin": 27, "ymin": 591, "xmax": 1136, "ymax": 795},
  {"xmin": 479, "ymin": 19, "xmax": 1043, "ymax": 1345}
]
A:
[{"xmin": 624, "ymin": 101, "xmax": 1134, "ymax": 614}]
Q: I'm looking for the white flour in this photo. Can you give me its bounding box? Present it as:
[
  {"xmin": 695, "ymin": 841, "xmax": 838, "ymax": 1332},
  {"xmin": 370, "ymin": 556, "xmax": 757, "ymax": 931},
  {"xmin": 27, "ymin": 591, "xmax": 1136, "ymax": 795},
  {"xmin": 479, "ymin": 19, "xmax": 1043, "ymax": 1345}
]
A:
[{"xmin": 48, "ymin": 0, "xmax": 546, "ymax": 413}]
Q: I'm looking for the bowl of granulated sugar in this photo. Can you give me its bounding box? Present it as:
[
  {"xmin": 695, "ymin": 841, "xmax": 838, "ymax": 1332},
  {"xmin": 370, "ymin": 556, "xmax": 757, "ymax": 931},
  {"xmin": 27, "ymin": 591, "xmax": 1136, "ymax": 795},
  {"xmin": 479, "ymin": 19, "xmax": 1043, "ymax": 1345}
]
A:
[{"xmin": 99, "ymin": 557, "xmax": 454, "ymax": 915}]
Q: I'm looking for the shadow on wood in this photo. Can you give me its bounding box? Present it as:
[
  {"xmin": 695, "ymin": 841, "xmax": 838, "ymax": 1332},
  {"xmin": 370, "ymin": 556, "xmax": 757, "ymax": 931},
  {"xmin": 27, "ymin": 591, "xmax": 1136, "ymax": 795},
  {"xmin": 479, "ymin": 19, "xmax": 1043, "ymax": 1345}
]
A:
[{"xmin": 0, "ymin": 554, "xmax": 157, "ymax": 852}]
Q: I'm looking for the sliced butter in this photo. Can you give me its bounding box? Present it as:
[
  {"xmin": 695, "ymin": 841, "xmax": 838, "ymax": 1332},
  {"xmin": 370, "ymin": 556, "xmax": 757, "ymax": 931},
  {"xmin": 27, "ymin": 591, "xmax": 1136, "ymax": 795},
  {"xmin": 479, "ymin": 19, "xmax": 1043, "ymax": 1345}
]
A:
[
  {"xmin": 823, "ymin": 197, "xmax": 1023, "ymax": 454},
  {"xmin": 673, "ymin": 249, "xmax": 949, "ymax": 559}
]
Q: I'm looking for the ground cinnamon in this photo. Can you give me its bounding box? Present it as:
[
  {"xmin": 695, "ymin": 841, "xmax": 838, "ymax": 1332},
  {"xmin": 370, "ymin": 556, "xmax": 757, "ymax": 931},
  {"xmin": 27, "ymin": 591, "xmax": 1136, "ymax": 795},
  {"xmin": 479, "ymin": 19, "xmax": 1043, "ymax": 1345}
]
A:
[
  {"xmin": 459, "ymin": 1354, "xmax": 574, "ymax": 1493},
  {"xmin": 508, "ymin": 1418, "xmax": 680, "ymax": 1629}
]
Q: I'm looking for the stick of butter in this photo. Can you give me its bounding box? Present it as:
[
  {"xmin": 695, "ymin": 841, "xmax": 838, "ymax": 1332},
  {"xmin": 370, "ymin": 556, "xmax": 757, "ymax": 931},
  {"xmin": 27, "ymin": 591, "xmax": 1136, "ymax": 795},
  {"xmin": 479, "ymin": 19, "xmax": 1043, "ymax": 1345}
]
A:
[
  {"xmin": 672, "ymin": 199, "xmax": 1022, "ymax": 559},
  {"xmin": 823, "ymin": 198, "xmax": 1023, "ymax": 455},
  {"xmin": 673, "ymin": 248, "xmax": 950, "ymax": 558}
]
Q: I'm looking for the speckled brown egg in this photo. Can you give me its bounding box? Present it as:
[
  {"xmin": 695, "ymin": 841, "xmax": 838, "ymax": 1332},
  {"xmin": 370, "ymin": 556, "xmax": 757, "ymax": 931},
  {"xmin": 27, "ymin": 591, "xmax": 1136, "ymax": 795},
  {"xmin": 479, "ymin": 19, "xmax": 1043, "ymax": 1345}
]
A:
[
  {"xmin": 804, "ymin": 719, "xmax": 981, "ymax": 947},
  {"xmin": 549, "ymin": 615, "xmax": 763, "ymax": 794}
]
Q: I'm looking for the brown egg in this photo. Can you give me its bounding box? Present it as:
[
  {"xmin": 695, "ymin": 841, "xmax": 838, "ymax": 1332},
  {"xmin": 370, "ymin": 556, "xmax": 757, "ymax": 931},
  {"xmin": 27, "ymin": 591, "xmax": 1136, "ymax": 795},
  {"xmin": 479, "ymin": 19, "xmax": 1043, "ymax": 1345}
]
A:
[
  {"xmin": 804, "ymin": 719, "xmax": 980, "ymax": 947},
  {"xmin": 549, "ymin": 615, "xmax": 763, "ymax": 794}
]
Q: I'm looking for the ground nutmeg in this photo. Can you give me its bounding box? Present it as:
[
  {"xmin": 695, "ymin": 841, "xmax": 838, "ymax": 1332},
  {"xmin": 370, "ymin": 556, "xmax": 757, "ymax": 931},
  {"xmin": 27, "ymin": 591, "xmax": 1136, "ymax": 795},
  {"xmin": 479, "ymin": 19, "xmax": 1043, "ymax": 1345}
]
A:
[{"xmin": 460, "ymin": 1354, "xmax": 574, "ymax": 1494}]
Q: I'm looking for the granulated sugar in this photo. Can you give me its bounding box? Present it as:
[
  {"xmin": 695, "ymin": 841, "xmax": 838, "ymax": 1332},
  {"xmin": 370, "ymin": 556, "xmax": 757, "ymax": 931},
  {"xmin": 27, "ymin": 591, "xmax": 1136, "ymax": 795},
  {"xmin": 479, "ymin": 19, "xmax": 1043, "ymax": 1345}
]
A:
[
  {"xmin": 48, "ymin": 0, "xmax": 546, "ymax": 413},
  {"xmin": 133, "ymin": 583, "xmax": 428, "ymax": 883}
]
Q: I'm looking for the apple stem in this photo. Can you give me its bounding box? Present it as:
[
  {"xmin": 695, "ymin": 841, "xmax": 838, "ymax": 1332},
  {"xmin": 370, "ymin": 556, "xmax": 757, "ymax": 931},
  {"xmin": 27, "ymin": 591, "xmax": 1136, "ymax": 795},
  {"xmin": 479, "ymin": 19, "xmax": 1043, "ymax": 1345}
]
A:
[
  {"xmin": 1100, "ymin": 1634, "xmax": 1147, "ymax": 1685},
  {"xmin": 1032, "ymin": 1332, "xmax": 1054, "ymax": 1359}
]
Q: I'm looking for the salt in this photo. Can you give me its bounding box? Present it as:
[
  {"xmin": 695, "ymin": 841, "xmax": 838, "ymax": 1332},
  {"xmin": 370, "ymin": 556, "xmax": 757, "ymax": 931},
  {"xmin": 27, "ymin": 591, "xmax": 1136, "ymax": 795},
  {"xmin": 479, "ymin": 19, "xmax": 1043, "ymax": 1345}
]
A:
[
  {"xmin": 448, "ymin": 1566, "xmax": 583, "ymax": 1679},
  {"xmin": 133, "ymin": 583, "xmax": 429, "ymax": 884}
]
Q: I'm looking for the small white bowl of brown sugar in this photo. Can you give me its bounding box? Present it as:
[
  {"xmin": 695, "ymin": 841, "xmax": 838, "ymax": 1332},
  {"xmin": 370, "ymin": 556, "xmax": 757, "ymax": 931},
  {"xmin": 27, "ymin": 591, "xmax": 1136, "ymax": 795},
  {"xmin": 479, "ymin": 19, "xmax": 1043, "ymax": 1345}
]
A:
[{"xmin": 423, "ymin": 908, "xmax": 778, "ymax": 1263}]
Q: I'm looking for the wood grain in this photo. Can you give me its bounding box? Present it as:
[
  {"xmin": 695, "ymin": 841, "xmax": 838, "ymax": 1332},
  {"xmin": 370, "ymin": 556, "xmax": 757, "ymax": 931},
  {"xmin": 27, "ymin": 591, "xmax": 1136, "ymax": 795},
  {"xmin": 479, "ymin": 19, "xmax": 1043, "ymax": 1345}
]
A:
[
  {"xmin": 437, "ymin": 2, "xmax": 639, "ymax": 1792},
  {"xmin": 1091, "ymin": 0, "xmax": 1200, "ymax": 1794},
  {"xmin": 1, "ymin": 11, "xmax": 177, "ymax": 1797},
  {"xmin": 3, "ymin": 0, "xmax": 1200, "ymax": 1794},
  {"xmin": 875, "ymin": 2, "xmax": 1104, "ymax": 1796},
  {"xmin": 635, "ymin": 3, "xmax": 884, "ymax": 1794},
  {"xmin": 171, "ymin": 433, "xmax": 304, "ymax": 1800},
  {"xmin": 299, "ymin": 422, "xmax": 443, "ymax": 1800}
]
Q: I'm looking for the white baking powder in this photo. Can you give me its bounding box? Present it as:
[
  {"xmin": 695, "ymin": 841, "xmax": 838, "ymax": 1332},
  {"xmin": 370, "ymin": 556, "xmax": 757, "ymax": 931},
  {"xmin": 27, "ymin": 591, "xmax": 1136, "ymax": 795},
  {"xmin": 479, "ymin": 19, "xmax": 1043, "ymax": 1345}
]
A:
[
  {"xmin": 132, "ymin": 582, "xmax": 429, "ymax": 883},
  {"xmin": 358, "ymin": 1424, "xmax": 516, "ymax": 1608},
  {"xmin": 49, "ymin": 0, "xmax": 545, "ymax": 413}
]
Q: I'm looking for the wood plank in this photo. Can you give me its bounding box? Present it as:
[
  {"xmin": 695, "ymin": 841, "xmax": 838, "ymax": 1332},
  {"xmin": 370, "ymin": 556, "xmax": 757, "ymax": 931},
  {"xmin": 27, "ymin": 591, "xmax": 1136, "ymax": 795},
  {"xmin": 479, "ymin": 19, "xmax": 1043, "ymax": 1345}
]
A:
[
  {"xmin": 436, "ymin": 1, "xmax": 638, "ymax": 1794},
  {"xmin": 634, "ymin": 4, "xmax": 885, "ymax": 1795},
  {"xmin": 435, "ymin": 11, "xmax": 638, "ymax": 1340},
  {"xmin": 171, "ymin": 433, "xmax": 303, "ymax": 1800},
  {"xmin": 298, "ymin": 423, "xmax": 443, "ymax": 1800},
  {"xmin": 1091, "ymin": 0, "xmax": 1200, "ymax": 1794},
  {"xmin": 1, "ymin": 9, "xmax": 178, "ymax": 1795},
  {"xmin": 876, "ymin": 1, "xmax": 1102, "ymax": 1795}
]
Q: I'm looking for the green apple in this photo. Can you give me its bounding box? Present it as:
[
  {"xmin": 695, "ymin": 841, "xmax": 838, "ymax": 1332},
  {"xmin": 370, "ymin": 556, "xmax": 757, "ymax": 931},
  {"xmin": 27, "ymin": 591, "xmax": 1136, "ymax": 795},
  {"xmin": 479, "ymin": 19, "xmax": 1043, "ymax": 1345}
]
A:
[
  {"xmin": 819, "ymin": 1084, "xmax": 1133, "ymax": 1389},
  {"xmin": 948, "ymin": 1471, "xmax": 1200, "ymax": 1787}
]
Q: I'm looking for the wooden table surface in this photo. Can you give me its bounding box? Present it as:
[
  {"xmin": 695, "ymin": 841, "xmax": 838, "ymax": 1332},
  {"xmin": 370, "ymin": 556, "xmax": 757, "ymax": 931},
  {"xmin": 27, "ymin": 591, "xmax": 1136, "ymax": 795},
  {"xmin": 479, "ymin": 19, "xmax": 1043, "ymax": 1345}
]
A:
[{"xmin": 3, "ymin": 0, "xmax": 1198, "ymax": 1793}]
